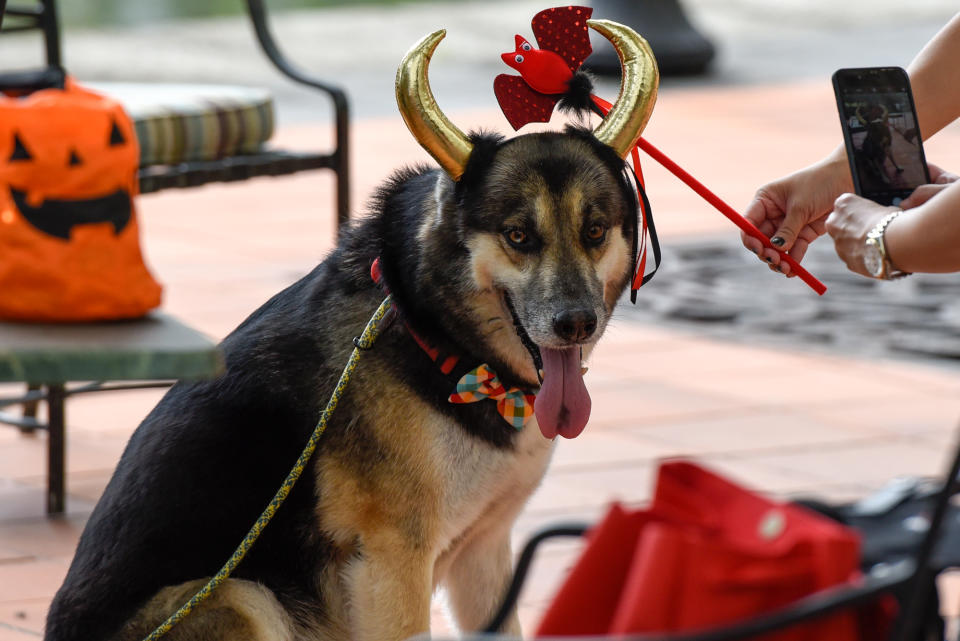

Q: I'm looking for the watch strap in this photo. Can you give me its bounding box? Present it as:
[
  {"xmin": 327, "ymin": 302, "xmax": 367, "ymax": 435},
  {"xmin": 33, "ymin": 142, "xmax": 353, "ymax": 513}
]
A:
[{"xmin": 867, "ymin": 209, "xmax": 910, "ymax": 280}]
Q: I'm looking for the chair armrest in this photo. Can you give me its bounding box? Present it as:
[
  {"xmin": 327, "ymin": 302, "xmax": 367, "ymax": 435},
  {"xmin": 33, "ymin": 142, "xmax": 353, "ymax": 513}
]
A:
[
  {"xmin": 244, "ymin": 0, "xmax": 350, "ymax": 228},
  {"xmin": 244, "ymin": 0, "xmax": 348, "ymax": 116}
]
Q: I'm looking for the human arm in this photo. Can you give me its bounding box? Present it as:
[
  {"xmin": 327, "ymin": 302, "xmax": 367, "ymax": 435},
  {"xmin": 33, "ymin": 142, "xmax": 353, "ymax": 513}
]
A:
[
  {"xmin": 741, "ymin": 11, "xmax": 960, "ymax": 270},
  {"xmin": 908, "ymin": 12, "xmax": 960, "ymax": 139},
  {"xmin": 741, "ymin": 148, "xmax": 852, "ymax": 275},
  {"xmin": 825, "ymin": 180, "xmax": 960, "ymax": 276},
  {"xmin": 884, "ymin": 180, "xmax": 960, "ymax": 273}
]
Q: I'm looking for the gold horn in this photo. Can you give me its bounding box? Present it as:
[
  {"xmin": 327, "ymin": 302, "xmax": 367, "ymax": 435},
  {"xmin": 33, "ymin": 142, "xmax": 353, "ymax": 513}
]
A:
[
  {"xmin": 395, "ymin": 29, "xmax": 473, "ymax": 180},
  {"xmin": 587, "ymin": 19, "xmax": 659, "ymax": 158}
]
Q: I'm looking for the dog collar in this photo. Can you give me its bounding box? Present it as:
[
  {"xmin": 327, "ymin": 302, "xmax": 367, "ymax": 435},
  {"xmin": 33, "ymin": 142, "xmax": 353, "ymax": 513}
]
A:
[{"xmin": 370, "ymin": 258, "xmax": 535, "ymax": 429}]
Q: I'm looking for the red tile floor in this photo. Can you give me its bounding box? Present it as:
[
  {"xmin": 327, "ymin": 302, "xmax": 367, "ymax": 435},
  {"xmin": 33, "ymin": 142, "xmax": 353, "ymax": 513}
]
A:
[{"xmin": 4, "ymin": 79, "xmax": 960, "ymax": 639}]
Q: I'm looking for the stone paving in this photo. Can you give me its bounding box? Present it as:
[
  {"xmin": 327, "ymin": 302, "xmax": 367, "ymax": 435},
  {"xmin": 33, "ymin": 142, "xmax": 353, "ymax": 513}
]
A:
[
  {"xmin": 4, "ymin": 2, "xmax": 960, "ymax": 639},
  {"xmin": 628, "ymin": 237, "xmax": 960, "ymax": 367}
]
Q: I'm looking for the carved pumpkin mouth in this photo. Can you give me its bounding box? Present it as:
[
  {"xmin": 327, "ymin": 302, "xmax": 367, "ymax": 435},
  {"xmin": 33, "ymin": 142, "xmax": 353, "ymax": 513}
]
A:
[{"xmin": 10, "ymin": 186, "xmax": 131, "ymax": 240}]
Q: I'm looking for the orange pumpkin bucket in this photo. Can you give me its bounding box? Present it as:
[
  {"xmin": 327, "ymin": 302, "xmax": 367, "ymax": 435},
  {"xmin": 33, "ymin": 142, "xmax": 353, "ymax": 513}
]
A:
[{"xmin": 0, "ymin": 79, "xmax": 162, "ymax": 322}]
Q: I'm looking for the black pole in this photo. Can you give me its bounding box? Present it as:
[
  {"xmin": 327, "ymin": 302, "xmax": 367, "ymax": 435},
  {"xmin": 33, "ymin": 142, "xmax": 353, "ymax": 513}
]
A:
[
  {"xmin": 40, "ymin": 0, "xmax": 62, "ymax": 70},
  {"xmin": 46, "ymin": 384, "xmax": 66, "ymax": 515},
  {"xmin": 892, "ymin": 427, "xmax": 960, "ymax": 641}
]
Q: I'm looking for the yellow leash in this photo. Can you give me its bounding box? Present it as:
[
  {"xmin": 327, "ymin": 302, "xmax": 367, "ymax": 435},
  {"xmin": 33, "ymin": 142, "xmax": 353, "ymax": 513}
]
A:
[{"xmin": 143, "ymin": 296, "xmax": 394, "ymax": 641}]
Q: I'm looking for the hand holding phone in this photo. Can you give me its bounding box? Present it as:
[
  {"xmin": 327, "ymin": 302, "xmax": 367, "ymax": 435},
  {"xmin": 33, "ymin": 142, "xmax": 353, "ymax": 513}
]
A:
[{"xmin": 832, "ymin": 67, "xmax": 930, "ymax": 206}]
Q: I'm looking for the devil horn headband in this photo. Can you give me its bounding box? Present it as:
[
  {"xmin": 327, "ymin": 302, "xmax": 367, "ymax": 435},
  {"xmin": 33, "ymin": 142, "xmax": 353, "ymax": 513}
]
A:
[{"xmin": 395, "ymin": 20, "xmax": 660, "ymax": 179}]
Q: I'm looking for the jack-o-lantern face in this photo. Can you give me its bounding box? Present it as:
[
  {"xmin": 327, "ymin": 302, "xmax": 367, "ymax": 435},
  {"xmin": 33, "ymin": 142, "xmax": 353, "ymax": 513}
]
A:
[
  {"xmin": 0, "ymin": 82, "xmax": 138, "ymax": 242},
  {"xmin": 7, "ymin": 126, "xmax": 132, "ymax": 240},
  {"xmin": 0, "ymin": 80, "xmax": 161, "ymax": 322}
]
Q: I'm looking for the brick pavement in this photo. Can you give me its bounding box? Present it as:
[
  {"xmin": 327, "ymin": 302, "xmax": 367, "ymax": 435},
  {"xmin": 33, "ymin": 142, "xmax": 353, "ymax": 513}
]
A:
[{"xmin": 4, "ymin": 72, "xmax": 960, "ymax": 641}]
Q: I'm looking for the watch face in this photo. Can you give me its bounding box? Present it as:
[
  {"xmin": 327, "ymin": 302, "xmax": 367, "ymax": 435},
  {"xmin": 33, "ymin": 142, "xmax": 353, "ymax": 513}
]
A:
[{"xmin": 864, "ymin": 239, "xmax": 884, "ymax": 277}]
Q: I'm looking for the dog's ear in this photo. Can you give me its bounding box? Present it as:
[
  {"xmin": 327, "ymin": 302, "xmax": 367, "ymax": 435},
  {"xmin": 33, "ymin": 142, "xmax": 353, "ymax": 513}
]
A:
[
  {"xmin": 562, "ymin": 125, "xmax": 631, "ymax": 188},
  {"xmin": 454, "ymin": 131, "xmax": 504, "ymax": 202},
  {"xmin": 563, "ymin": 125, "xmax": 638, "ymax": 233}
]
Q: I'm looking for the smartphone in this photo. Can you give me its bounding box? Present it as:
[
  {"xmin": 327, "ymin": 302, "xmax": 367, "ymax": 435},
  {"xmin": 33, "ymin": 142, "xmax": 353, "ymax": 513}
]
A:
[{"xmin": 832, "ymin": 66, "xmax": 930, "ymax": 206}]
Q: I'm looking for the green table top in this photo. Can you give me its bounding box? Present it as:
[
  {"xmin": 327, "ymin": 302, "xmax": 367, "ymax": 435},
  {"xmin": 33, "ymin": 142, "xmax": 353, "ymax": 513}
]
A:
[{"xmin": 0, "ymin": 312, "xmax": 224, "ymax": 384}]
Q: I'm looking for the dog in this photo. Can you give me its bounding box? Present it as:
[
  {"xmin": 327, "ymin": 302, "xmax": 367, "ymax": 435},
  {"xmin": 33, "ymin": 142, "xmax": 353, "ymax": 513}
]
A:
[{"xmin": 45, "ymin": 21, "xmax": 657, "ymax": 641}]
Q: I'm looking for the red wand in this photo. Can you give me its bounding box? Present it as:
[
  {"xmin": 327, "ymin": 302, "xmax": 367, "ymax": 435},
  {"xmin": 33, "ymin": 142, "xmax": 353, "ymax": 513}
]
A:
[{"xmin": 635, "ymin": 137, "xmax": 826, "ymax": 295}]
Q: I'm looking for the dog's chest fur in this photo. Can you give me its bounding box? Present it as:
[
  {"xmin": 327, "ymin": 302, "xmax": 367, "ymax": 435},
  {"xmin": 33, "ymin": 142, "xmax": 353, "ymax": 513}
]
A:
[
  {"xmin": 430, "ymin": 413, "xmax": 554, "ymax": 556},
  {"xmin": 316, "ymin": 371, "xmax": 555, "ymax": 570}
]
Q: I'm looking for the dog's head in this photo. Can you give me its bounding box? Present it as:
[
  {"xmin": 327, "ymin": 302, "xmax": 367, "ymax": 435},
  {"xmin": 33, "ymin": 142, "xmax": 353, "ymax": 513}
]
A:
[
  {"xmin": 453, "ymin": 130, "xmax": 635, "ymax": 438},
  {"xmin": 393, "ymin": 21, "xmax": 657, "ymax": 439},
  {"xmin": 457, "ymin": 129, "xmax": 633, "ymax": 359}
]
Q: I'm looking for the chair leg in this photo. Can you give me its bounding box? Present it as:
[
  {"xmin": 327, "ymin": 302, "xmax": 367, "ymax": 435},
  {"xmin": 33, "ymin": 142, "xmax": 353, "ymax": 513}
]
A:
[
  {"xmin": 19, "ymin": 383, "xmax": 41, "ymax": 434},
  {"xmin": 46, "ymin": 384, "xmax": 66, "ymax": 515}
]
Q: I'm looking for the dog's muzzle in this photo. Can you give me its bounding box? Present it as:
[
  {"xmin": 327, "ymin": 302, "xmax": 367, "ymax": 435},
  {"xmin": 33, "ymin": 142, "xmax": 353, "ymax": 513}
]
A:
[{"xmin": 503, "ymin": 293, "xmax": 592, "ymax": 440}]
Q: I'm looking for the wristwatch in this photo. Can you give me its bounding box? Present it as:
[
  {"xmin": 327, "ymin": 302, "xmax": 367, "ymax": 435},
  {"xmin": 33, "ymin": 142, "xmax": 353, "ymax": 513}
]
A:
[{"xmin": 864, "ymin": 209, "xmax": 910, "ymax": 280}]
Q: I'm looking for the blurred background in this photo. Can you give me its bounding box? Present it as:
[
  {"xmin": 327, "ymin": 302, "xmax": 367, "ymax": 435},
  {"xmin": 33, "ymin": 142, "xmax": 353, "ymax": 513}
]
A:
[{"xmin": 4, "ymin": 2, "xmax": 960, "ymax": 638}]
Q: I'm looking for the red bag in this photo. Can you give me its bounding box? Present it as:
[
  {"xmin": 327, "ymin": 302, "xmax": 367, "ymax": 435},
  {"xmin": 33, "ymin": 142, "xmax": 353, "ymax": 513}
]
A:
[
  {"xmin": 0, "ymin": 79, "xmax": 161, "ymax": 321},
  {"xmin": 537, "ymin": 461, "xmax": 877, "ymax": 640}
]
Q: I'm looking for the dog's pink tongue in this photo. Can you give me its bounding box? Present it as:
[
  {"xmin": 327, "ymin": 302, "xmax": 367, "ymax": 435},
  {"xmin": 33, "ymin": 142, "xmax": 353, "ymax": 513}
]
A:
[{"xmin": 534, "ymin": 347, "xmax": 591, "ymax": 440}]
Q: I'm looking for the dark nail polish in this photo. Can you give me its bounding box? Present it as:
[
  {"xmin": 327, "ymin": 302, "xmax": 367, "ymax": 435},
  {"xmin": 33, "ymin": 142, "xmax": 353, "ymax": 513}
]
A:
[
  {"xmin": 765, "ymin": 257, "xmax": 773, "ymax": 263},
  {"xmin": 771, "ymin": 236, "xmax": 785, "ymax": 247}
]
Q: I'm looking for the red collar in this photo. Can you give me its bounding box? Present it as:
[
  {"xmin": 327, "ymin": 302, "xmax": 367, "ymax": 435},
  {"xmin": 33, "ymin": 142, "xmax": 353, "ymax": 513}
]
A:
[{"xmin": 371, "ymin": 257, "xmax": 460, "ymax": 375}]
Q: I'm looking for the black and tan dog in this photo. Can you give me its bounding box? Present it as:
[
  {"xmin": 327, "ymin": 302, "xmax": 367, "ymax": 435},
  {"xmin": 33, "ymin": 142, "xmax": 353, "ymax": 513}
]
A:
[{"xmin": 45, "ymin": 20, "xmax": 658, "ymax": 641}]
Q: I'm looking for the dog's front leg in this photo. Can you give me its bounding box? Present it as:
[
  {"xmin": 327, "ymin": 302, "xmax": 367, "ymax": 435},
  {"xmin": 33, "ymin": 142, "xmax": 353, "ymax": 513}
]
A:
[
  {"xmin": 444, "ymin": 527, "xmax": 521, "ymax": 636},
  {"xmin": 345, "ymin": 534, "xmax": 433, "ymax": 641}
]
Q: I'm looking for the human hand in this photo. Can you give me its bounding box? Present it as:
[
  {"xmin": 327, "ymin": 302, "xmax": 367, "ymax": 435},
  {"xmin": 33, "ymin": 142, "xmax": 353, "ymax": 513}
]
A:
[
  {"xmin": 929, "ymin": 163, "xmax": 959, "ymax": 184},
  {"xmin": 741, "ymin": 154, "xmax": 852, "ymax": 277},
  {"xmin": 898, "ymin": 164, "xmax": 958, "ymax": 208},
  {"xmin": 901, "ymin": 183, "xmax": 952, "ymax": 208},
  {"xmin": 825, "ymin": 194, "xmax": 901, "ymax": 277}
]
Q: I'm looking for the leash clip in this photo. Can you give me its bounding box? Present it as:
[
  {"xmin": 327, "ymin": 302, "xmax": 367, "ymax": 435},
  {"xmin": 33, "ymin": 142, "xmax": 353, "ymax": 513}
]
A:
[
  {"xmin": 353, "ymin": 304, "xmax": 398, "ymax": 350},
  {"xmin": 352, "ymin": 336, "xmax": 373, "ymax": 350}
]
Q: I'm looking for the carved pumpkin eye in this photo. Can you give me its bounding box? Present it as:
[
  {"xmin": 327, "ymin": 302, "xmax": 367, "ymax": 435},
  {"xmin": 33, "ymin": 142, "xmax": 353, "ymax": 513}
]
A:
[
  {"xmin": 69, "ymin": 149, "xmax": 83, "ymax": 167},
  {"xmin": 515, "ymin": 54, "xmax": 524, "ymax": 64},
  {"xmin": 10, "ymin": 133, "xmax": 31, "ymax": 162},
  {"xmin": 109, "ymin": 121, "xmax": 126, "ymax": 146}
]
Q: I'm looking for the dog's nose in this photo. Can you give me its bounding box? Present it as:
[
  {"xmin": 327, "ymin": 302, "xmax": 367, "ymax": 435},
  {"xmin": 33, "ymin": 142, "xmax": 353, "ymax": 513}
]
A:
[{"xmin": 553, "ymin": 309, "xmax": 597, "ymax": 343}]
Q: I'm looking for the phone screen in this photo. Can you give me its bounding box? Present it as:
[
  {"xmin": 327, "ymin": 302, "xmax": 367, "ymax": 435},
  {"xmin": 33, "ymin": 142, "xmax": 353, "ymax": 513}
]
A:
[{"xmin": 833, "ymin": 67, "xmax": 930, "ymax": 206}]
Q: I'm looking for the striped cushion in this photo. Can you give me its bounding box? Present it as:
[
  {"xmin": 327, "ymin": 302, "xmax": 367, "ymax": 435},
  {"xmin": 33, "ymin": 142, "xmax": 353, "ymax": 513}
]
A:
[{"xmin": 86, "ymin": 82, "xmax": 274, "ymax": 167}]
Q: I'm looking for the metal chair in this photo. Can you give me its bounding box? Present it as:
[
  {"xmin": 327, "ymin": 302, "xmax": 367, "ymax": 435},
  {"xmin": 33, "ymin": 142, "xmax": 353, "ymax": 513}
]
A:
[
  {"xmin": 0, "ymin": 0, "xmax": 350, "ymax": 227},
  {"xmin": 0, "ymin": 0, "xmax": 349, "ymax": 514}
]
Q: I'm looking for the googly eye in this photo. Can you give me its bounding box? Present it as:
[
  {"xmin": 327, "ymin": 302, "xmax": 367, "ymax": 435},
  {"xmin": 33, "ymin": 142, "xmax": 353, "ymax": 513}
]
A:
[
  {"xmin": 521, "ymin": 42, "xmax": 532, "ymax": 51},
  {"xmin": 515, "ymin": 54, "xmax": 524, "ymax": 64}
]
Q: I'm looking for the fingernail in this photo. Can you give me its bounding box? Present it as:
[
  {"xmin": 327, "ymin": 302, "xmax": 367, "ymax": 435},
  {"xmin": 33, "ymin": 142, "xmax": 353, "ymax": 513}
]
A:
[
  {"xmin": 765, "ymin": 257, "xmax": 773, "ymax": 263},
  {"xmin": 771, "ymin": 236, "xmax": 785, "ymax": 247},
  {"xmin": 775, "ymin": 266, "xmax": 783, "ymax": 273}
]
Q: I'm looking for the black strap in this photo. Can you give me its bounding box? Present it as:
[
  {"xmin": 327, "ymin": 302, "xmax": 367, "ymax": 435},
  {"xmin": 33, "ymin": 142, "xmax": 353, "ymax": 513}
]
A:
[
  {"xmin": 587, "ymin": 99, "xmax": 661, "ymax": 303},
  {"xmin": 627, "ymin": 163, "xmax": 661, "ymax": 304}
]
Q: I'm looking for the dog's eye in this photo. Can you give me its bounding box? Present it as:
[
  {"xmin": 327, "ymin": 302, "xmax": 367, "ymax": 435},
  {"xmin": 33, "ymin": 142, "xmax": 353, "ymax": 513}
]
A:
[
  {"xmin": 585, "ymin": 223, "xmax": 607, "ymax": 245},
  {"xmin": 504, "ymin": 228, "xmax": 529, "ymax": 248}
]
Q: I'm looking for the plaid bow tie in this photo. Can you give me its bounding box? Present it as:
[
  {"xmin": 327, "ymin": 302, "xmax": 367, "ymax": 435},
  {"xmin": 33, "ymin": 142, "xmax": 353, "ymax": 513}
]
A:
[{"xmin": 448, "ymin": 364, "xmax": 536, "ymax": 430}]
